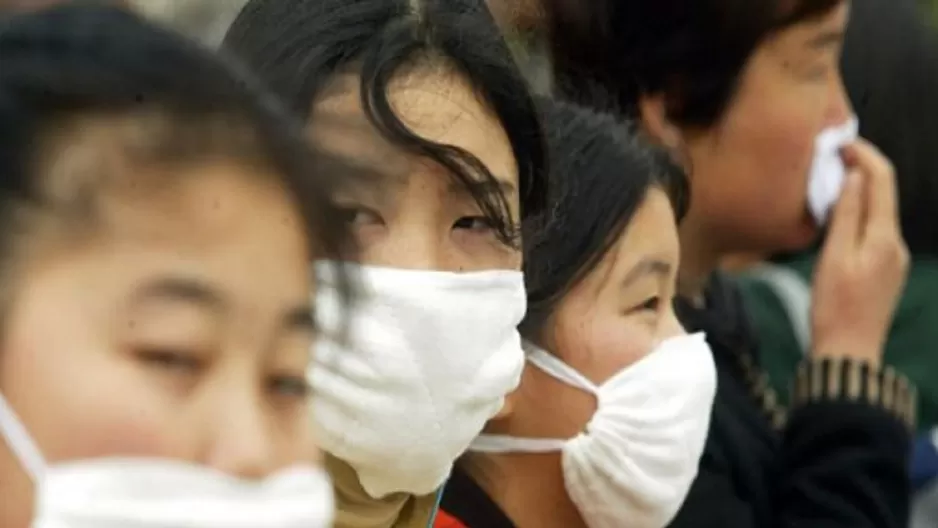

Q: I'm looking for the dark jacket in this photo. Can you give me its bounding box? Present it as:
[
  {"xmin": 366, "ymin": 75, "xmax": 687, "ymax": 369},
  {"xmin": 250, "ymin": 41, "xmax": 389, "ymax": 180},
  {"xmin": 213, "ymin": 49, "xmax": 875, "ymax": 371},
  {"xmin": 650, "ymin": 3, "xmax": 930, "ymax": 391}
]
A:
[
  {"xmin": 667, "ymin": 274, "xmax": 915, "ymax": 528},
  {"xmin": 438, "ymin": 274, "xmax": 916, "ymax": 528}
]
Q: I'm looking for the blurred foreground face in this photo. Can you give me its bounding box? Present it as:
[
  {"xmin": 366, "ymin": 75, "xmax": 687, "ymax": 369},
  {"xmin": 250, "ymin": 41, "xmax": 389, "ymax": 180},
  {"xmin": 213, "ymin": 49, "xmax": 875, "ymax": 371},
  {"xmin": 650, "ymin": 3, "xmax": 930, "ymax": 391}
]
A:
[{"xmin": 0, "ymin": 130, "xmax": 319, "ymax": 527}]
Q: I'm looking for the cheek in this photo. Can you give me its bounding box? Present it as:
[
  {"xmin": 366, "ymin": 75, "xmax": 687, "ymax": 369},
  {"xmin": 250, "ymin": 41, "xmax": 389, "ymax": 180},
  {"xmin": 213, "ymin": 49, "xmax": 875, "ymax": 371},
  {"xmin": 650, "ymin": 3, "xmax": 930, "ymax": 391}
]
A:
[
  {"xmin": 554, "ymin": 312, "xmax": 655, "ymax": 386},
  {"xmin": 715, "ymin": 108, "xmax": 818, "ymax": 204},
  {"xmin": 688, "ymin": 99, "xmax": 821, "ymax": 249},
  {"xmin": 1, "ymin": 320, "xmax": 181, "ymax": 464}
]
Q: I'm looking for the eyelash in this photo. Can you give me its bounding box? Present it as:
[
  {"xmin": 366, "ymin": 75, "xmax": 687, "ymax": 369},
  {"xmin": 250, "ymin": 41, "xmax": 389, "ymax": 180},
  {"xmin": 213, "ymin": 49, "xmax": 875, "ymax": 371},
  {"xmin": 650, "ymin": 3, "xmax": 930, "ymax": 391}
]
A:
[
  {"xmin": 453, "ymin": 216, "xmax": 496, "ymax": 232},
  {"xmin": 137, "ymin": 349, "xmax": 311, "ymax": 400},
  {"xmin": 268, "ymin": 375, "xmax": 311, "ymax": 399},
  {"xmin": 338, "ymin": 206, "xmax": 381, "ymax": 226},
  {"xmin": 137, "ymin": 348, "xmax": 202, "ymax": 374},
  {"xmin": 339, "ymin": 204, "xmax": 500, "ymax": 235},
  {"xmin": 636, "ymin": 296, "xmax": 660, "ymax": 312}
]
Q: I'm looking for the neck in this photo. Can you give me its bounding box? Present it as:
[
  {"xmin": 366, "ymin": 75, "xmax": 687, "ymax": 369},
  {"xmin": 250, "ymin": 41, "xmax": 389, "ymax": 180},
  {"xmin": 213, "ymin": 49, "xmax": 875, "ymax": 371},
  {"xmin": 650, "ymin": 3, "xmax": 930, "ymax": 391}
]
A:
[
  {"xmin": 677, "ymin": 220, "xmax": 721, "ymax": 300},
  {"xmin": 463, "ymin": 365, "xmax": 595, "ymax": 528},
  {"xmin": 461, "ymin": 453, "xmax": 587, "ymax": 528}
]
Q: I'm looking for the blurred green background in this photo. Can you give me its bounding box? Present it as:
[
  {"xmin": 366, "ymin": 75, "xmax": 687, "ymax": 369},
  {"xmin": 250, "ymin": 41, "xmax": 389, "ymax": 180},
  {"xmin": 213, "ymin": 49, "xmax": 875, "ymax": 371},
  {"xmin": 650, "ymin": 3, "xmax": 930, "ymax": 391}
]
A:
[{"xmin": 924, "ymin": 0, "xmax": 938, "ymax": 25}]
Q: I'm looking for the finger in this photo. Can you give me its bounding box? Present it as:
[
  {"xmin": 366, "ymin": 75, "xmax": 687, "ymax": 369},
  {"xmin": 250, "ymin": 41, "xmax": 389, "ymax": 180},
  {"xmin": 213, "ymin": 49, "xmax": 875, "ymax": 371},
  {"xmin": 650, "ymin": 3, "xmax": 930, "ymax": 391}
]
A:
[
  {"xmin": 823, "ymin": 168, "xmax": 863, "ymax": 255},
  {"xmin": 842, "ymin": 140, "xmax": 899, "ymax": 237}
]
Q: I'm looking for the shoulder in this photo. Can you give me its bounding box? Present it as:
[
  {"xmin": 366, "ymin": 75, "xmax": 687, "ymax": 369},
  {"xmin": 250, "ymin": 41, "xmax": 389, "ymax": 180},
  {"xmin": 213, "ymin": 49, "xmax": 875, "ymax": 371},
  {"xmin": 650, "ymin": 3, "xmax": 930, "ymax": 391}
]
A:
[
  {"xmin": 326, "ymin": 453, "xmax": 439, "ymax": 528},
  {"xmin": 438, "ymin": 466, "xmax": 515, "ymax": 528}
]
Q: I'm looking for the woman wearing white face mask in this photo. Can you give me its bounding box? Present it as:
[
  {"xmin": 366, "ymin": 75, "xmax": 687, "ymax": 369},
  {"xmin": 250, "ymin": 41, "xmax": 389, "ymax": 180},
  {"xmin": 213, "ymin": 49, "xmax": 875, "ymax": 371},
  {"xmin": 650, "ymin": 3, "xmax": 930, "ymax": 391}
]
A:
[
  {"xmin": 0, "ymin": 5, "xmax": 350, "ymax": 527},
  {"xmin": 436, "ymin": 99, "xmax": 715, "ymax": 528},
  {"xmin": 223, "ymin": 0, "xmax": 548, "ymax": 526}
]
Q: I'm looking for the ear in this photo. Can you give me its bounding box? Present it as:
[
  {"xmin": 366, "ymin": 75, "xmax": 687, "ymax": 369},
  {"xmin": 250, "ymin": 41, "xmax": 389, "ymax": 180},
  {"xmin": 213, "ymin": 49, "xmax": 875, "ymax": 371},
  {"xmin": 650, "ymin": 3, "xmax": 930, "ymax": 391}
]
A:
[{"xmin": 639, "ymin": 94, "xmax": 683, "ymax": 151}]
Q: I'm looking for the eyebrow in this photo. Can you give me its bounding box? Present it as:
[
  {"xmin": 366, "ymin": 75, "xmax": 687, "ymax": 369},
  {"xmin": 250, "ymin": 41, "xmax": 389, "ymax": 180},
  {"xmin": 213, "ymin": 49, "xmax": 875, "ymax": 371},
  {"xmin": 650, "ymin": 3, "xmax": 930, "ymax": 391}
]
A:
[
  {"xmin": 132, "ymin": 277, "xmax": 225, "ymax": 311},
  {"xmin": 130, "ymin": 277, "xmax": 316, "ymax": 333},
  {"xmin": 312, "ymin": 111, "xmax": 516, "ymax": 198},
  {"xmin": 805, "ymin": 29, "xmax": 845, "ymax": 50},
  {"xmin": 329, "ymin": 149, "xmax": 517, "ymax": 201},
  {"xmin": 620, "ymin": 258, "xmax": 673, "ymax": 290}
]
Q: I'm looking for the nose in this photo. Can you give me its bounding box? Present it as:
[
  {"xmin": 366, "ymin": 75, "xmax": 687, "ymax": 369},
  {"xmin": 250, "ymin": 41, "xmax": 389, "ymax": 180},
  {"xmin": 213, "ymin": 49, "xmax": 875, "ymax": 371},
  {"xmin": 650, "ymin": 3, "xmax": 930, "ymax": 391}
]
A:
[
  {"xmin": 827, "ymin": 71, "xmax": 854, "ymax": 125},
  {"xmin": 662, "ymin": 307, "xmax": 687, "ymax": 340},
  {"xmin": 201, "ymin": 379, "xmax": 275, "ymax": 480}
]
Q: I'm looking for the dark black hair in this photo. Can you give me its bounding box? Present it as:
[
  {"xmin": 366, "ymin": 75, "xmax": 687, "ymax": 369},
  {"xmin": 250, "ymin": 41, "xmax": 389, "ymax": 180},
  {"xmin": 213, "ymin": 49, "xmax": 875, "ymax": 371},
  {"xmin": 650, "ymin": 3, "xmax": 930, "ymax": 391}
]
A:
[
  {"xmin": 544, "ymin": 0, "xmax": 843, "ymax": 127},
  {"xmin": 0, "ymin": 4, "xmax": 350, "ymax": 296},
  {"xmin": 841, "ymin": 0, "xmax": 938, "ymax": 254},
  {"xmin": 520, "ymin": 98, "xmax": 688, "ymax": 337},
  {"xmin": 222, "ymin": 0, "xmax": 548, "ymax": 248}
]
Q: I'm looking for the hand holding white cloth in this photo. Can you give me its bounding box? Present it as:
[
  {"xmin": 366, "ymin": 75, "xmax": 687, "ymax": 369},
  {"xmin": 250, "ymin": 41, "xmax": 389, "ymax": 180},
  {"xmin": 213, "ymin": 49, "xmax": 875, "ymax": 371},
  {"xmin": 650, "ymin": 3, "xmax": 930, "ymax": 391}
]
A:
[{"xmin": 807, "ymin": 117, "xmax": 860, "ymax": 225}]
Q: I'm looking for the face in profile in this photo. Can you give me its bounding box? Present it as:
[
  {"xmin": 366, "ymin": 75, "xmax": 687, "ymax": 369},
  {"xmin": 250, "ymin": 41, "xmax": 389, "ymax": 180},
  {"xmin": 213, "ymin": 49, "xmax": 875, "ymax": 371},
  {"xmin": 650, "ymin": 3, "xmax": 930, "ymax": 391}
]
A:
[
  {"xmin": 681, "ymin": 2, "xmax": 852, "ymax": 253},
  {"xmin": 0, "ymin": 124, "xmax": 320, "ymax": 527},
  {"xmin": 308, "ymin": 66, "xmax": 522, "ymax": 272},
  {"xmin": 506, "ymin": 187, "xmax": 685, "ymax": 438},
  {"xmin": 545, "ymin": 187, "xmax": 684, "ymax": 387}
]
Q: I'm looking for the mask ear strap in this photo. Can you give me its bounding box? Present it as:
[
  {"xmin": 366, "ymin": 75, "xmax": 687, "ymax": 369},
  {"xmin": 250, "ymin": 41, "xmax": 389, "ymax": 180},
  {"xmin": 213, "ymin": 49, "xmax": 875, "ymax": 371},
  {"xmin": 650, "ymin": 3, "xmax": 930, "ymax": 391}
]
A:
[
  {"xmin": 0, "ymin": 395, "xmax": 45, "ymax": 482},
  {"xmin": 524, "ymin": 343, "xmax": 599, "ymax": 395}
]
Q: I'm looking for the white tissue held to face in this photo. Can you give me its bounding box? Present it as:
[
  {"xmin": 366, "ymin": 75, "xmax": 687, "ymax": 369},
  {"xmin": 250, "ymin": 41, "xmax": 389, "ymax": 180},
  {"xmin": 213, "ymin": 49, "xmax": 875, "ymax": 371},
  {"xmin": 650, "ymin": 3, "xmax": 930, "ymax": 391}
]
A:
[
  {"xmin": 310, "ymin": 261, "xmax": 527, "ymax": 498},
  {"xmin": 806, "ymin": 117, "xmax": 859, "ymax": 225}
]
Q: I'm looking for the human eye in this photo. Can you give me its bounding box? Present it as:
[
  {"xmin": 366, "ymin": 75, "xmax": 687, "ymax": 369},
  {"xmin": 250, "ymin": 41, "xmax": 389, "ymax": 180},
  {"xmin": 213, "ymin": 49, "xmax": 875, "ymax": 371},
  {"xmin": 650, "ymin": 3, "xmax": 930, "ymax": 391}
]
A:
[
  {"xmin": 337, "ymin": 205, "xmax": 382, "ymax": 226},
  {"xmin": 629, "ymin": 296, "xmax": 661, "ymax": 314},
  {"xmin": 135, "ymin": 347, "xmax": 204, "ymax": 375},
  {"xmin": 452, "ymin": 215, "xmax": 497, "ymax": 233}
]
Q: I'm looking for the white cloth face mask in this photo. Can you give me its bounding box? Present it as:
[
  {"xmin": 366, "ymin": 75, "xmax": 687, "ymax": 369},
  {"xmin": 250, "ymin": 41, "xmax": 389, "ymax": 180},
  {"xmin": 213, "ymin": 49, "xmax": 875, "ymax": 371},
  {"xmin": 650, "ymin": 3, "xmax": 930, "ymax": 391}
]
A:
[
  {"xmin": 470, "ymin": 333, "xmax": 717, "ymax": 528},
  {"xmin": 311, "ymin": 261, "xmax": 527, "ymax": 498},
  {"xmin": 807, "ymin": 117, "xmax": 860, "ymax": 225},
  {"xmin": 0, "ymin": 394, "xmax": 335, "ymax": 528}
]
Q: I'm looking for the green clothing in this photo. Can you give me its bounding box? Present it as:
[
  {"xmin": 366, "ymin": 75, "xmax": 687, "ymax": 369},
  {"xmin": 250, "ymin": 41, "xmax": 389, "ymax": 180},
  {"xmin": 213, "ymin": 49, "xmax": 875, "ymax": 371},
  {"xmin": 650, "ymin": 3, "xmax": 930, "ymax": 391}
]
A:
[{"xmin": 735, "ymin": 254, "xmax": 938, "ymax": 432}]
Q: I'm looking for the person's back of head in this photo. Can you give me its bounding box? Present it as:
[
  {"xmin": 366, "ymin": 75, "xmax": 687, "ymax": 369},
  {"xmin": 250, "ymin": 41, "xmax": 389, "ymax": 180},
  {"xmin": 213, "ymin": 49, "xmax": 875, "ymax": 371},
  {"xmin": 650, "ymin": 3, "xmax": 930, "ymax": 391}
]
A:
[{"xmin": 544, "ymin": 0, "xmax": 841, "ymax": 126}]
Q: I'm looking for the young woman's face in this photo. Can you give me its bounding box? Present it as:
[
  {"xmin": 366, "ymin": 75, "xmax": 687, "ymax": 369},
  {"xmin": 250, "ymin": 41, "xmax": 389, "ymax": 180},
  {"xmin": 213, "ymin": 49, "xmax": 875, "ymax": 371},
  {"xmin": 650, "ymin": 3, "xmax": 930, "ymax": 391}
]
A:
[
  {"xmin": 0, "ymin": 160, "xmax": 319, "ymax": 527},
  {"xmin": 681, "ymin": 2, "xmax": 852, "ymax": 255},
  {"xmin": 546, "ymin": 188, "xmax": 684, "ymax": 384},
  {"xmin": 308, "ymin": 67, "xmax": 522, "ymax": 272},
  {"xmin": 515, "ymin": 188, "xmax": 684, "ymax": 437}
]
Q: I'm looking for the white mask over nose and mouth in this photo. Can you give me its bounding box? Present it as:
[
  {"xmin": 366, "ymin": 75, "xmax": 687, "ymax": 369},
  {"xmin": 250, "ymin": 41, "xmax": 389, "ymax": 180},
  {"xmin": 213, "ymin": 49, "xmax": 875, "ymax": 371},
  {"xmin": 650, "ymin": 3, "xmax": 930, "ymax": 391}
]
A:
[
  {"xmin": 470, "ymin": 332, "xmax": 718, "ymax": 528},
  {"xmin": 311, "ymin": 261, "xmax": 527, "ymax": 498},
  {"xmin": 0, "ymin": 393, "xmax": 336, "ymax": 528},
  {"xmin": 806, "ymin": 117, "xmax": 860, "ymax": 225}
]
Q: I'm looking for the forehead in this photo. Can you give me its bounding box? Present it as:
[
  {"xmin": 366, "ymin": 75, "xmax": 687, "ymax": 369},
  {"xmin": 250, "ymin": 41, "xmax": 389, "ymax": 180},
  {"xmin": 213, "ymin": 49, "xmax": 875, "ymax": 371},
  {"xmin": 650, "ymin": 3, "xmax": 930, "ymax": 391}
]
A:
[
  {"xmin": 600, "ymin": 188, "xmax": 679, "ymax": 283},
  {"xmin": 28, "ymin": 116, "xmax": 307, "ymax": 259},
  {"xmin": 308, "ymin": 66, "xmax": 518, "ymax": 188}
]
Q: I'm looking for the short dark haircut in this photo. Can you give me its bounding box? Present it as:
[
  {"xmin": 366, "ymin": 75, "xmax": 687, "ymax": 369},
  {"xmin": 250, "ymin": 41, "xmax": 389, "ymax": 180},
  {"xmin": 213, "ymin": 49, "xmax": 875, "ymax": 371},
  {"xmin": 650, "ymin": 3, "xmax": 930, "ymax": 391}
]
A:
[
  {"xmin": 842, "ymin": 0, "xmax": 938, "ymax": 254},
  {"xmin": 520, "ymin": 98, "xmax": 688, "ymax": 337},
  {"xmin": 544, "ymin": 0, "xmax": 844, "ymax": 127},
  {"xmin": 0, "ymin": 4, "xmax": 350, "ymax": 301},
  {"xmin": 222, "ymin": 0, "xmax": 548, "ymax": 248}
]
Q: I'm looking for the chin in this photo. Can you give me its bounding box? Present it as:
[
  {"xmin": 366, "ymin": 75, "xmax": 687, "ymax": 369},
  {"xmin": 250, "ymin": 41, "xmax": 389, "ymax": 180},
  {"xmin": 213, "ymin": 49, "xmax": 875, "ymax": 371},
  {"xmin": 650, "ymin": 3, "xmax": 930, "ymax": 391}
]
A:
[{"xmin": 777, "ymin": 215, "xmax": 823, "ymax": 253}]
